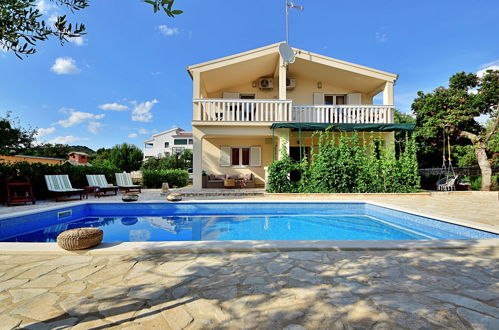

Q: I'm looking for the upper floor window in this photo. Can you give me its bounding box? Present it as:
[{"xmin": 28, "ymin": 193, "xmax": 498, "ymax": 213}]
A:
[
  {"xmin": 174, "ymin": 139, "xmax": 188, "ymax": 145},
  {"xmin": 188, "ymin": 139, "xmax": 193, "ymax": 145},
  {"xmin": 164, "ymin": 142, "xmax": 169, "ymax": 148},
  {"xmin": 324, "ymin": 94, "xmax": 347, "ymax": 105},
  {"xmin": 145, "ymin": 143, "xmax": 153, "ymax": 149}
]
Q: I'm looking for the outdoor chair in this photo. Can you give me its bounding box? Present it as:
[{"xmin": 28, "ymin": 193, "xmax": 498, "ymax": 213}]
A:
[
  {"xmin": 45, "ymin": 175, "xmax": 84, "ymax": 202},
  {"xmin": 436, "ymin": 175, "xmax": 458, "ymax": 191},
  {"xmin": 115, "ymin": 173, "xmax": 142, "ymax": 193},
  {"xmin": 86, "ymin": 175, "xmax": 119, "ymax": 197}
]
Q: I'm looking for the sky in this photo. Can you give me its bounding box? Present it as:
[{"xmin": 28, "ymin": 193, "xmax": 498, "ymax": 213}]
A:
[{"xmin": 1, "ymin": 0, "xmax": 498, "ymax": 150}]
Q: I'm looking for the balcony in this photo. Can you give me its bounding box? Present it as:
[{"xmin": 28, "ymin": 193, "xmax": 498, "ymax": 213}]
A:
[{"xmin": 193, "ymin": 99, "xmax": 394, "ymax": 124}]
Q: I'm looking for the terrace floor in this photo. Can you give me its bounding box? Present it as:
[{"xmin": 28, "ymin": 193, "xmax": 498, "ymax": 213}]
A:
[{"xmin": 0, "ymin": 192, "xmax": 498, "ymax": 329}]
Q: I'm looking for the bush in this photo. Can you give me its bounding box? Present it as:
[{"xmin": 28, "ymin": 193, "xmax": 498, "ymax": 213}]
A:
[
  {"xmin": 0, "ymin": 162, "xmax": 120, "ymax": 200},
  {"xmin": 267, "ymin": 132, "xmax": 421, "ymax": 193},
  {"xmin": 142, "ymin": 169, "xmax": 189, "ymax": 188},
  {"xmin": 463, "ymin": 175, "xmax": 499, "ymax": 191}
]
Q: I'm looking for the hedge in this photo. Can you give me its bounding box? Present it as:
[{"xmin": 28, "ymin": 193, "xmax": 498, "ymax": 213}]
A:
[
  {"xmin": 142, "ymin": 169, "xmax": 189, "ymax": 188},
  {"xmin": 0, "ymin": 162, "xmax": 119, "ymax": 200}
]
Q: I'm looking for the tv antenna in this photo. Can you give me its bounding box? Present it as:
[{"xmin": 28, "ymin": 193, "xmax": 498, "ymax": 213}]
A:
[{"xmin": 285, "ymin": 1, "xmax": 304, "ymax": 44}]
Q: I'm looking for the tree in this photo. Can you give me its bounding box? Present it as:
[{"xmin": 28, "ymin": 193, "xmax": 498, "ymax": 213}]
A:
[
  {"xmin": 1, "ymin": 0, "xmax": 182, "ymax": 58},
  {"xmin": 412, "ymin": 70, "xmax": 498, "ymax": 190},
  {"xmin": 109, "ymin": 143, "xmax": 143, "ymax": 172},
  {"xmin": 0, "ymin": 112, "xmax": 36, "ymax": 155}
]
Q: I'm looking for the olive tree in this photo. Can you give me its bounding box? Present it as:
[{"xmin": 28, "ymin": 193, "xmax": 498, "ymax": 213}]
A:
[{"xmin": 412, "ymin": 70, "xmax": 498, "ymax": 190}]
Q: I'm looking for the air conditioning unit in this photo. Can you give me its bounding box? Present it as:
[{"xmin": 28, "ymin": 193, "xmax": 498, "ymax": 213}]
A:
[
  {"xmin": 258, "ymin": 78, "xmax": 274, "ymax": 90},
  {"xmin": 286, "ymin": 78, "xmax": 296, "ymax": 89}
]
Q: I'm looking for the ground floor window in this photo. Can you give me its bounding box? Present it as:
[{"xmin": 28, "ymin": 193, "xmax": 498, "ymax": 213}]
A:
[{"xmin": 221, "ymin": 146, "xmax": 261, "ymax": 167}]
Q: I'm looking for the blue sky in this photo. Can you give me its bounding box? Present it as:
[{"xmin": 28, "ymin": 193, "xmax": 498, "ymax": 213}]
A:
[{"xmin": 1, "ymin": 0, "xmax": 498, "ymax": 150}]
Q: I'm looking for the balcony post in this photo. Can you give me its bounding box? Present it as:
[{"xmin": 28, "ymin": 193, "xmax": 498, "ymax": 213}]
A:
[
  {"xmin": 193, "ymin": 71, "xmax": 201, "ymax": 120},
  {"xmin": 279, "ymin": 57, "xmax": 287, "ymax": 101},
  {"xmin": 192, "ymin": 126, "xmax": 204, "ymax": 189},
  {"xmin": 383, "ymin": 81, "xmax": 394, "ymax": 105}
]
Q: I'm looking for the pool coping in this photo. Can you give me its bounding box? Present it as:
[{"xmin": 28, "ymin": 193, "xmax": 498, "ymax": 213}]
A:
[{"xmin": 0, "ymin": 199, "xmax": 498, "ymax": 254}]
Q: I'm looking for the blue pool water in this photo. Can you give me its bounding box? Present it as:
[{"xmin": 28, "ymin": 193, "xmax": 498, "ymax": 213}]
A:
[{"xmin": 0, "ymin": 202, "xmax": 497, "ymax": 242}]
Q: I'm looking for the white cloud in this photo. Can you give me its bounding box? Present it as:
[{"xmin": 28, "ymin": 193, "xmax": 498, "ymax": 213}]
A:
[
  {"xmin": 375, "ymin": 32, "xmax": 387, "ymax": 43},
  {"xmin": 138, "ymin": 128, "xmax": 149, "ymax": 135},
  {"xmin": 128, "ymin": 133, "xmax": 138, "ymax": 138},
  {"xmin": 477, "ymin": 59, "xmax": 499, "ymax": 78},
  {"xmin": 47, "ymin": 135, "xmax": 86, "ymax": 144},
  {"xmin": 98, "ymin": 103, "xmax": 129, "ymax": 111},
  {"xmin": 51, "ymin": 57, "xmax": 81, "ymax": 74},
  {"xmin": 57, "ymin": 109, "xmax": 105, "ymax": 127},
  {"xmin": 131, "ymin": 99, "xmax": 158, "ymax": 123},
  {"xmin": 35, "ymin": 127, "xmax": 56, "ymax": 140},
  {"xmin": 69, "ymin": 36, "xmax": 85, "ymax": 46},
  {"xmin": 47, "ymin": 13, "xmax": 59, "ymax": 26},
  {"xmin": 158, "ymin": 25, "xmax": 179, "ymax": 36},
  {"xmin": 87, "ymin": 121, "xmax": 102, "ymax": 134},
  {"xmin": 36, "ymin": 0, "xmax": 57, "ymax": 14}
]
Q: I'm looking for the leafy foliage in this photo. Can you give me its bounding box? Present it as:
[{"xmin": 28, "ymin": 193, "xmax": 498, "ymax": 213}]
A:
[
  {"xmin": 267, "ymin": 132, "xmax": 420, "ymax": 193},
  {"xmin": 142, "ymin": 169, "xmax": 189, "ymax": 188},
  {"xmin": 0, "ymin": 111, "xmax": 36, "ymax": 155},
  {"xmin": 141, "ymin": 149, "xmax": 193, "ymax": 171},
  {"xmin": 109, "ymin": 143, "xmax": 144, "ymax": 172},
  {"xmin": 1, "ymin": 0, "xmax": 181, "ymax": 58},
  {"xmin": 412, "ymin": 70, "xmax": 498, "ymax": 190}
]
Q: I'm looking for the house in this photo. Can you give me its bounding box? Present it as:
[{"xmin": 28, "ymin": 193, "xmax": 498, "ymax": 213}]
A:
[
  {"xmin": 67, "ymin": 152, "xmax": 92, "ymax": 166},
  {"xmin": 143, "ymin": 127, "xmax": 193, "ymax": 160},
  {"xmin": 188, "ymin": 42, "xmax": 414, "ymax": 189}
]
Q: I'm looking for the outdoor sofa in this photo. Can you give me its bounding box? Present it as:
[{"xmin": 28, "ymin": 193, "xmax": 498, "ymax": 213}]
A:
[{"xmin": 206, "ymin": 173, "xmax": 254, "ymax": 188}]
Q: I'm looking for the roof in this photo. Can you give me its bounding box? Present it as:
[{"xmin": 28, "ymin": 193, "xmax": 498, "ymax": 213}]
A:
[
  {"xmin": 143, "ymin": 127, "xmax": 187, "ymax": 143},
  {"xmin": 69, "ymin": 152, "xmax": 88, "ymax": 156},
  {"xmin": 13, "ymin": 155, "xmax": 65, "ymax": 161},
  {"xmin": 173, "ymin": 132, "xmax": 193, "ymax": 138},
  {"xmin": 187, "ymin": 42, "xmax": 398, "ymax": 82},
  {"xmin": 270, "ymin": 123, "xmax": 415, "ymax": 132}
]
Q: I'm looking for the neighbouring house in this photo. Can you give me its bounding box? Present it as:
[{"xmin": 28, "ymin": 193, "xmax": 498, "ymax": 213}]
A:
[
  {"xmin": 0, "ymin": 155, "xmax": 65, "ymax": 165},
  {"xmin": 143, "ymin": 127, "xmax": 193, "ymax": 160},
  {"xmin": 188, "ymin": 42, "xmax": 415, "ymax": 189},
  {"xmin": 67, "ymin": 152, "xmax": 92, "ymax": 166}
]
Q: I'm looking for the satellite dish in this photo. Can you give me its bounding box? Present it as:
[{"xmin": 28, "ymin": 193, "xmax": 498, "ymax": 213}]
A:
[{"xmin": 279, "ymin": 42, "xmax": 295, "ymax": 64}]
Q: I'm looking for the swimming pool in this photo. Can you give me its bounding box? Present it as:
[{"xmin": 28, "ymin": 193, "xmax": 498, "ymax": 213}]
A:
[{"xmin": 0, "ymin": 202, "xmax": 497, "ymax": 242}]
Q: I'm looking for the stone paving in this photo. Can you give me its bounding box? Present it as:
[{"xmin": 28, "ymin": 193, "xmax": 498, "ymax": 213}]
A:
[{"xmin": 0, "ymin": 248, "xmax": 498, "ymax": 329}]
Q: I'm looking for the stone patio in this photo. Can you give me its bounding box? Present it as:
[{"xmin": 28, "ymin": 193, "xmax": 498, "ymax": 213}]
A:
[
  {"xmin": 1, "ymin": 192, "xmax": 498, "ymax": 329},
  {"xmin": 0, "ymin": 248, "xmax": 498, "ymax": 329}
]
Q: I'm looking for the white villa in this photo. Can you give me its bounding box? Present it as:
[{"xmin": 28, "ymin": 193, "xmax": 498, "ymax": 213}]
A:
[{"xmin": 143, "ymin": 127, "xmax": 193, "ymax": 160}]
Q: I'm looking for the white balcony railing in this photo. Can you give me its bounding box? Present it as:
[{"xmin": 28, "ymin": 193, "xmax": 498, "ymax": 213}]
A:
[{"xmin": 194, "ymin": 99, "xmax": 394, "ymax": 124}]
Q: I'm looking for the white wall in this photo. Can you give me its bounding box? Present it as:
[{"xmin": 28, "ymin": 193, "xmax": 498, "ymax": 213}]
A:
[{"xmin": 143, "ymin": 129, "xmax": 193, "ymax": 159}]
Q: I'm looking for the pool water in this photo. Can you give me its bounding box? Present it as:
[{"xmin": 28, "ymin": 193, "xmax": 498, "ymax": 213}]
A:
[{"xmin": 1, "ymin": 202, "xmax": 497, "ymax": 242}]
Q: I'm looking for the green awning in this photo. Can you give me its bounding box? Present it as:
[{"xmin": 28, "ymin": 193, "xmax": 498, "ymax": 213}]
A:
[{"xmin": 270, "ymin": 123, "xmax": 416, "ymax": 132}]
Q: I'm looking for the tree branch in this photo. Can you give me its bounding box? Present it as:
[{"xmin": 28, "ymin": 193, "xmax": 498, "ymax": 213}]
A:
[{"xmin": 459, "ymin": 130, "xmax": 479, "ymax": 143}]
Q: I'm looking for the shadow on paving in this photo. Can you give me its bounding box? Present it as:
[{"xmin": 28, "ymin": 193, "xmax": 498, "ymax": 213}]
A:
[{"xmin": 23, "ymin": 242, "xmax": 499, "ymax": 329}]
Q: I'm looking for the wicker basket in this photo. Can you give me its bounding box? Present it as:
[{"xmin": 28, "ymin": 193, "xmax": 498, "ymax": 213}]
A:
[
  {"xmin": 167, "ymin": 193, "xmax": 182, "ymax": 202},
  {"xmin": 57, "ymin": 228, "xmax": 103, "ymax": 250}
]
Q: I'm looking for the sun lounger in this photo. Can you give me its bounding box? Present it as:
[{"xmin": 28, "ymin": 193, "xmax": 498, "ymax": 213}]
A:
[
  {"xmin": 86, "ymin": 175, "xmax": 119, "ymax": 197},
  {"xmin": 115, "ymin": 173, "xmax": 142, "ymax": 193},
  {"xmin": 45, "ymin": 175, "xmax": 84, "ymax": 201}
]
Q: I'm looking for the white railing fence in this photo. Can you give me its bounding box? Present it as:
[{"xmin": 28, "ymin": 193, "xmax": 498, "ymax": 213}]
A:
[{"xmin": 193, "ymin": 99, "xmax": 394, "ymax": 124}]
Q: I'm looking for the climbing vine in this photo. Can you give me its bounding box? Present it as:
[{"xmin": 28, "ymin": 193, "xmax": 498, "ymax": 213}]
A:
[{"xmin": 266, "ymin": 132, "xmax": 420, "ymax": 193}]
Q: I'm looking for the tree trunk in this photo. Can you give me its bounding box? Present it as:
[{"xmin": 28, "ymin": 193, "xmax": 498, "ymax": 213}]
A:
[
  {"xmin": 474, "ymin": 145, "xmax": 493, "ymax": 191},
  {"xmin": 460, "ymin": 130, "xmax": 492, "ymax": 191}
]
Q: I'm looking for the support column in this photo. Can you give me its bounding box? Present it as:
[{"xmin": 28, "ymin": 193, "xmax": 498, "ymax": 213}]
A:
[
  {"xmin": 275, "ymin": 128, "xmax": 290, "ymax": 159},
  {"xmin": 192, "ymin": 126, "xmax": 204, "ymax": 189},
  {"xmin": 383, "ymin": 81, "xmax": 394, "ymax": 105},
  {"xmin": 278, "ymin": 57, "xmax": 287, "ymax": 101},
  {"xmin": 192, "ymin": 71, "xmax": 201, "ymax": 120}
]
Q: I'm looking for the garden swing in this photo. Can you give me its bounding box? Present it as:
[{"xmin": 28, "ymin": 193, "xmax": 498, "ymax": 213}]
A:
[{"xmin": 436, "ymin": 126, "xmax": 458, "ymax": 191}]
